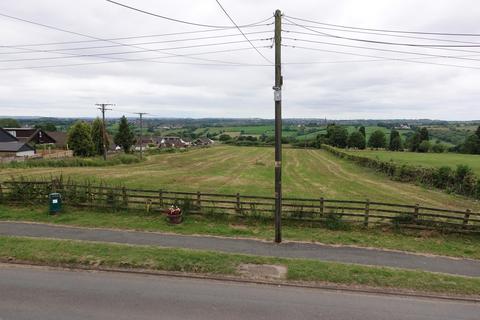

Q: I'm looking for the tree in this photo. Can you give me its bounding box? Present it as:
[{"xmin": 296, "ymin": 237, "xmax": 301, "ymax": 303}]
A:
[
  {"xmin": 347, "ymin": 131, "xmax": 366, "ymax": 149},
  {"xmin": 114, "ymin": 116, "xmax": 135, "ymax": 153},
  {"xmin": 219, "ymin": 134, "xmax": 232, "ymax": 141},
  {"xmin": 389, "ymin": 129, "xmax": 402, "ymax": 151},
  {"xmin": 432, "ymin": 141, "xmax": 446, "ymax": 153},
  {"xmin": 67, "ymin": 121, "xmax": 94, "ymax": 157},
  {"xmin": 326, "ymin": 125, "xmax": 348, "ymax": 148},
  {"xmin": 91, "ymin": 117, "xmax": 109, "ymax": 156},
  {"xmin": 368, "ymin": 130, "xmax": 387, "ymax": 149},
  {"xmin": 417, "ymin": 140, "xmax": 431, "ymax": 153},
  {"xmin": 461, "ymin": 134, "xmax": 480, "ymax": 154},
  {"xmin": 475, "ymin": 125, "xmax": 480, "ymax": 139},
  {"xmin": 359, "ymin": 126, "xmax": 366, "ymax": 137},
  {"xmin": 419, "ymin": 127, "xmax": 429, "ymax": 141},
  {"xmin": 408, "ymin": 132, "xmax": 422, "ymax": 152},
  {"xmin": 0, "ymin": 118, "xmax": 20, "ymax": 127},
  {"xmin": 34, "ymin": 122, "xmax": 57, "ymax": 132}
]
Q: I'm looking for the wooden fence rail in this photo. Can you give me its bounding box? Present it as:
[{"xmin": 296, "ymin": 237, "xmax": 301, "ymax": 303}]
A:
[{"xmin": 1, "ymin": 180, "xmax": 479, "ymax": 233}]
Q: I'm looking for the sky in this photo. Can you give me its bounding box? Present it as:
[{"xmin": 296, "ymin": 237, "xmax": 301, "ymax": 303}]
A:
[{"xmin": 1, "ymin": 0, "xmax": 480, "ymax": 120}]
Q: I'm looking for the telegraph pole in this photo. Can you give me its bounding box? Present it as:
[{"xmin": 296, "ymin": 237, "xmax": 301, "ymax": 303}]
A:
[
  {"xmin": 96, "ymin": 103, "xmax": 114, "ymax": 161},
  {"xmin": 273, "ymin": 9, "xmax": 283, "ymax": 243},
  {"xmin": 134, "ymin": 112, "xmax": 148, "ymax": 159}
]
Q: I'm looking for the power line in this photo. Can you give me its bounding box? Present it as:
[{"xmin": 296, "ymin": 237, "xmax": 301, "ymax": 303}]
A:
[
  {"xmin": 282, "ymin": 30, "xmax": 480, "ymax": 55},
  {"xmin": 0, "ymin": 31, "xmax": 273, "ymax": 55},
  {"xmin": 0, "ymin": 46, "xmax": 267, "ymax": 64},
  {"xmin": 282, "ymin": 36, "xmax": 480, "ymax": 63},
  {"xmin": 214, "ymin": 0, "xmax": 273, "ymax": 64},
  {"xmin": 1, "ymin": 30, "xmax": 272, "ymax": 53},
  {"xmin": 3, "ymin": 24, "xmax": 273, "ymax": 48},
  {"xmin": 281, "ymin": 18, "xmax": 480, "ymax": 57},
  {"xmin": 0, "ymin": 11, "xmax": 269, "ymax": 66},
  {"xmin": 0, "ymin": 51, "xmax": 273, "ymax": 71},
  {"xmin": 106, "ymin": 0, "xmax": 273, "ymax": 29},
  {"xmin": 285, "ymin": 15, "xmax": 480, "ymax": 37},
  {"xmin": 282, "ymin": 23, "xmax": 480, "ymax": 46},
  {"xmin": 282, "ymin": 44, "xmax": 480, "ymax": 70},
  {"xmin": 0, "ymin": 38, "xmax": 273, "ymax": 64}
]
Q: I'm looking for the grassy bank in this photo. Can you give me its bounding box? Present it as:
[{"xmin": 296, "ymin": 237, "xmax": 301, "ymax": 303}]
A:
[
  {"xmin": 345, "ymin": 149, "xmax": 480, "ymax": 176},
  {"xmin": 1, "ymin": 236, "xmax": 479, "ymax": 296},
  {"xmin": 1, "ymin": 205, "xmax": 479, "ymax": 260}
]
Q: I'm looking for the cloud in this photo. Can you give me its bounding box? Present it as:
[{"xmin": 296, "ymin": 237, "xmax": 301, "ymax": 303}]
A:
[{"xmin": 0, "ymin": 0, "xmax": 480, "ymax": 120}]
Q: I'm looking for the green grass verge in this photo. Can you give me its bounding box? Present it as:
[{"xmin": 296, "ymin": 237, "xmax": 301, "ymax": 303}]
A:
[
  {"xmin": 1, "ymin": 205, "xmax": 479, "ymax": 260},
  {"xmin": 1, "ymin": 236, "xmax": 479, "ymax": 296},
  {"xmin": 345, "ymin": 149, "xmax": 480, "ymax": 176}
]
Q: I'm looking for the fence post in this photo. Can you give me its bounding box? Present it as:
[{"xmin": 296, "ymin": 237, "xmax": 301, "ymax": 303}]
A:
[
  {"xmin": 463, "ymin": 209, "xmax": 471, "ymax": 229},
  {"xmin": 197, "ymin": 191, "xmax": 201, "ymax": 209},
  {"xmin": 364, "ymin": 199, "xmax": 370, "ymax": 227},
  {"xmin": 413, "ymin": 204, "xmax": 420, "ymax": 222},
  {"xmin": 88, "ymin": 182, "xmax": 93, "ymax": 208},
  {"xmin": 236, "ymin": 193, "xmax": 241, "ymax": 213},
  {"xmin": 0, "ymin": 183, "xmax": 3, "ymax": 204},
  {"xmin": 320, "ymin": 197, "xmax": 324, "ymax": 216},
  {"xmin": 159, "ymin": 189, "xmax": 163, "ymax": 208},
  {"xmin": 122, "ymin": 187, "xmax": 128, "ymax": 209}
]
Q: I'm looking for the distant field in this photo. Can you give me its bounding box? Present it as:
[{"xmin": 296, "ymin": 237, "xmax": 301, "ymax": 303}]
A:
[
  {"xmin": 2, "ymin": 146, "xmax": 479, "ymax": 211},
  {"xmin": 344, "ymin": 149, "xmax": 480, "ymax": 176}
]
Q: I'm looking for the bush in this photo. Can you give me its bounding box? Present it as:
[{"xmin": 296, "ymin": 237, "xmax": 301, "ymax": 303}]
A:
[
  {"xmin": 433, "ymin": 166, "xmax": 453, "ymax": 189},
  {"xmin": 417, "ymin": 140, "xmax": 431, "ymax": 153},
  {"xmin": 1, "ymin": 154, "xmax": 142, "ymax": 169},
  {"xmin": 219, "ymin": 134, "xmax": 232, "ymax": 141},
  {"xmin": 323, "ymin": 211, "xmax": 349, "ymax": 230},
  {"xmin": 432, "ymin": 142, "xmax": 446, "ymax": 153}
]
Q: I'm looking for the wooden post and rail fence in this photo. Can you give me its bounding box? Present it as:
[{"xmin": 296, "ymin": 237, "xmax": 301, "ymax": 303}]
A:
[{"xmin": 0, "ymin": 180, "xmax": 479, "ymax": 233}]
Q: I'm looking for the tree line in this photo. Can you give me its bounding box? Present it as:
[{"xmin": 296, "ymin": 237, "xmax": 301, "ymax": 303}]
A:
[{"xmin": 317, "ymin": 124, "xmax": 480, "ymax": 154}]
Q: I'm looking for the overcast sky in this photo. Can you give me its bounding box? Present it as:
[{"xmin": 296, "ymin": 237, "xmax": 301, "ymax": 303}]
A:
[{"xmin": 1, "ymin": 0, "xmax": 480, "ymax": 120}]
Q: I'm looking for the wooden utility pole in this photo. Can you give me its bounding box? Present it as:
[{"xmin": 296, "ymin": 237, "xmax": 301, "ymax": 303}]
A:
[
  {"xmin": 96, "ymin": 103, "xmax": 114, "ymax": 160},
  {"xmin": 134, "ymin": 112, "xmax": 148, "ymax": 159},
  {"xmin": 273, "ymin": 9, "xmax": 283, "ymax": 243}
]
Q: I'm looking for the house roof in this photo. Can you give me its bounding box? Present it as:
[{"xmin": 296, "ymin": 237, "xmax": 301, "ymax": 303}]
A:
[
  {"xmin": 0, "ymin": 141, "xmax": 34, "ymax": 152},
  {"xmin": 0, "ymin": 128, "xmax": 18, "ymax": 143},
  {"xmin": 46, "ymin": 131, "xmax": 67, "ymax": 146},
  {"xmin": 4, "ymin": 128, "xmax": 56, "ymax": 144}
]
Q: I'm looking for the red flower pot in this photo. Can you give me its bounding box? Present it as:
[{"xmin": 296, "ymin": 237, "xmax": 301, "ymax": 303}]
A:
[{"xmin": 166, "ymin": 207, "xmax": 183, "ymax": 224}]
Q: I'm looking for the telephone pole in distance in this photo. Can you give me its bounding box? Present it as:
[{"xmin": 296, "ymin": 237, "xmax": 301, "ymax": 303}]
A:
[
  {"xmin": 133, "ymin": 112, "xmax": 148, "ymax": 159},
  {"xmin": 96, "ymin": 103, "xmax": 115, "ymax": 161}
]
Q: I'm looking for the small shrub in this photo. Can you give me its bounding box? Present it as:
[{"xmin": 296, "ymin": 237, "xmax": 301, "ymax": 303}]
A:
[
  {"xmin": 433, "ymin": 166, "xmax": 454, "ymax": 189},
  {"xmin": 289, "ymin": 204, "xmax": 314, "ymax": 220},
  {"xmin": 323, "ymin": 210, "xmax": 349, "ymax": 230},
  {"xmin": 391, "ymin": 213, "xmax": 416, "ymax": 227}
]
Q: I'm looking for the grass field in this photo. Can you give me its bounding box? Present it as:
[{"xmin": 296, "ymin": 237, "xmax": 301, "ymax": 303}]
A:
[
  {"xmin": 2, "ymin": 146, "xmax": 479, "ymax": 211},
  {"xmin": 344, "ymin": 149, "xmax": 480, "ymax": 176}
]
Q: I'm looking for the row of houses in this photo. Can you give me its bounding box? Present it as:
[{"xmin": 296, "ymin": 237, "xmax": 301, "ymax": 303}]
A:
[
  {"xmin": 134, "ymin": 136, "xmax": 214, "ymax": 150},
  {"xmin": 0, "ymin": 127, "xmax": 215, "ymax": 157},
  {"xmin": 0, "ymin": 127, "xmax": 68, "ymax": 157}
]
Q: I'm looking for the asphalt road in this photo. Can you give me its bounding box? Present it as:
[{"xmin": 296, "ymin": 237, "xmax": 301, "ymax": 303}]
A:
[
  {"xmin": 1, "ymin": 221, "xmax": 480, "ymax": 276},
  {"xmin": 0, "ymin": 264, "xmax": 478, "ymax": 320}
]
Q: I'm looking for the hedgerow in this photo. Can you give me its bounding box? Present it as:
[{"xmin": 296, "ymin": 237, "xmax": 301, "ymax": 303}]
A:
[{"xmin": 321, "ymin": 144, "xmax": 480, "ymax": 199}]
